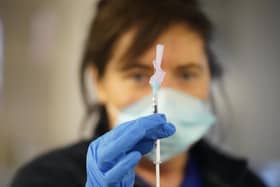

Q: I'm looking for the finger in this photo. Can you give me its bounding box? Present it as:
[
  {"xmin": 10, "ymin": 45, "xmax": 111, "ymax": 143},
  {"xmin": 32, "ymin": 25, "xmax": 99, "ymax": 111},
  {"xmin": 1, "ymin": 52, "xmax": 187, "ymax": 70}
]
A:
[
  {"xmin": 99, "ymin": 114, "xmax": 175, "ymax": 160},
  {"xmin": 132, "ymin": 122, "xmax": 176, "ymax": 155},
  {"xmin": 133, "ymin": 139, "xmax": 154, "ymax": 155},
  {"xmin": 143, "ymin": 122, "xmax": 176, "ymax": 140},
  {"xmin": 86, "ymin": 144, "xmax": 106, "ymax": 186},
  {"xmin": 104, "ymin": 151, "xmax": 141, "ymax": 184},
  {"xmin": 104, "ymin": 113, "xmax": 167, "ymax": 141}
]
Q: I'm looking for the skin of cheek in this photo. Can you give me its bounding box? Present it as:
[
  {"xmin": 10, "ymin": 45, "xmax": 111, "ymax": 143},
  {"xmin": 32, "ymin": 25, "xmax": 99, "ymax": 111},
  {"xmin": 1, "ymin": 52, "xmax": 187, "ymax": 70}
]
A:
[
  {"xmin": 159, "ymin": 62, "xmax": 211, "ymax": 101},
  {"xmin": 96, "ymin": 67, "xmax": 152, "ymax": 127},
  {"xmin": 183, "ymin": 65, "xmax": 211, "ymax": 101}
]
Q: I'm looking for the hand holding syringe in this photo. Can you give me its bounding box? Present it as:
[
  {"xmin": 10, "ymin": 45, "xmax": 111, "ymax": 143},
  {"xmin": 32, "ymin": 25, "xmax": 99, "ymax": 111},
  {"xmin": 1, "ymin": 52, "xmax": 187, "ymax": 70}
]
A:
[
  {"xmin": 84, "ymin": 44, "xmax": 176, "ymax": 187},
  {"xmin": 149, "ymin": 44, "xmax": 166, "ymax": 187}
]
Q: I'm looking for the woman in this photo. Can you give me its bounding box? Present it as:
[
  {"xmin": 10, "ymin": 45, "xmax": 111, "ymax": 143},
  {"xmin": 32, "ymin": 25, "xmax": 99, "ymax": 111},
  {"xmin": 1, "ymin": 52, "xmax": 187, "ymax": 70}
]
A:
[{"xmin": 11, "ymin": 0, "xmax": 266, "ymax": 186}]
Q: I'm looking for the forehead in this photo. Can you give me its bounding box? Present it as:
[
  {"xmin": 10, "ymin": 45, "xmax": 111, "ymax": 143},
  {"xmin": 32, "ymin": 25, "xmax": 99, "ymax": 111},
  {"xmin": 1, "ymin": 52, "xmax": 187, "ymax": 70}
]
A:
[
  {"xmin": 141, "ymin": 25, "xmax": 206, "ymax": 68},
  {"xmin": 109, "ymin": 24, "xmax": 207, "ymax": 69}
]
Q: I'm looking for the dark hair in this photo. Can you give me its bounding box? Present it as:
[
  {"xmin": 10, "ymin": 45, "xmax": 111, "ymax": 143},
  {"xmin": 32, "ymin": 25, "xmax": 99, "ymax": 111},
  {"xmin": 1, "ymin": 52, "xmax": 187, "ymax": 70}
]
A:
[{"xmin": 80, "ymin": 0, "xmax": 223, "ymax": 132}]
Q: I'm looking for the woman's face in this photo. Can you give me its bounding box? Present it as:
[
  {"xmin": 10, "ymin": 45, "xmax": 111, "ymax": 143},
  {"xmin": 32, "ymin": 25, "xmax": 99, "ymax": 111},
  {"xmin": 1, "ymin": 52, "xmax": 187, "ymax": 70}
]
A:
[{"xmin": 92, "ymin": 24, "xmax": 211, "ymax": 127}]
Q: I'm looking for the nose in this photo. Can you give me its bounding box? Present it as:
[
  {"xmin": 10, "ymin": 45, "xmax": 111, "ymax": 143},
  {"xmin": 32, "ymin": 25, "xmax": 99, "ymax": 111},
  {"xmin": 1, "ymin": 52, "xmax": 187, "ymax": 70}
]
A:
[{"xmin": 160, "ymin": 74, "xmax": 180, "ymax": 90}]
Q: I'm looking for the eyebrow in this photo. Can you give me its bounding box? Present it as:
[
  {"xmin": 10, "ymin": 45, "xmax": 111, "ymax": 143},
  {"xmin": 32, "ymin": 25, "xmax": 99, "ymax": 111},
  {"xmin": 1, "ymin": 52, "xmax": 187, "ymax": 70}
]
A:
[
  {"xmin": 175, "ymin": 63, "xmax": 204, "ymax": 71},
  {"xmin": 118, "ymin": 61, "xmax": 153, "ymax": 72}
]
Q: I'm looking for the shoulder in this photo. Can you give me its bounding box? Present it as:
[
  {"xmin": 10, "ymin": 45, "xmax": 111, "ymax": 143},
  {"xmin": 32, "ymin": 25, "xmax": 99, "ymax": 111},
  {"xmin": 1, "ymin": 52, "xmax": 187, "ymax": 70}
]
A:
[
  {"xmin": 10, "ymin": 140, "xmax": 91, "ymax": 187},
  {"xmin": 191, "ymin": 140, "xmax": 267, "ymax": 187}
]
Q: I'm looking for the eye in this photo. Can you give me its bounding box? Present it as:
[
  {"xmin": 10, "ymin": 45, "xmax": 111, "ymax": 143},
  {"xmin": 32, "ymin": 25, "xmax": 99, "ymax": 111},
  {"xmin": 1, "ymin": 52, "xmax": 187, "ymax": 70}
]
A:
[
  {"xmin": 178, "ymin": 72, "xmax": 198, "ymax": 80},
  {"xmin": 132, "ymin": 73, "xmax": 145, "ymax": 80},
  {"xmin": 129, "ymin": 72, "xmax": 150, "ymax": 84}
]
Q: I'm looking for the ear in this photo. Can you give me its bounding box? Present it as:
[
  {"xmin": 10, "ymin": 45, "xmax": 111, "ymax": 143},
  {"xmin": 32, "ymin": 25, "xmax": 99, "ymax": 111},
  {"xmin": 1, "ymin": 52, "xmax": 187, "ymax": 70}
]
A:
[{"xmin": 90, "ymin": 66, "xmax": 108, "ymax": 104}]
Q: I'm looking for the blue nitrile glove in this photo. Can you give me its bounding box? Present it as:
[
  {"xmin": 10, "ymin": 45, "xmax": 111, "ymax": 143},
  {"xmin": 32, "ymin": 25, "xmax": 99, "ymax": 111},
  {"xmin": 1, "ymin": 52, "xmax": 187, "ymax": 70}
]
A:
[{"xmin": 85, "ymin": 114, "xmax": 175, "ymax": 187}]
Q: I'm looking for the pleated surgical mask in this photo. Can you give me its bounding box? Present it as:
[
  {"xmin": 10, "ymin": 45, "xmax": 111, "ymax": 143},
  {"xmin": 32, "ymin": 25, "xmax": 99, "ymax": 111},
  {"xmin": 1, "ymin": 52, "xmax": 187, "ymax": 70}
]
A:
[{"xmin": 116, "ymin": 88, "xmax": 216, "ymax": 162}]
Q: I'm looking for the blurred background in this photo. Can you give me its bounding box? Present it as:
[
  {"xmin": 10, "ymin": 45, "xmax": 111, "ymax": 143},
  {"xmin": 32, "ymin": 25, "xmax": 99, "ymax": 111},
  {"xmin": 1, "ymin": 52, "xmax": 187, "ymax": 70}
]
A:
[{"xmin": 0, "ymin": 0, "xmax": 279, "ymax": 186}]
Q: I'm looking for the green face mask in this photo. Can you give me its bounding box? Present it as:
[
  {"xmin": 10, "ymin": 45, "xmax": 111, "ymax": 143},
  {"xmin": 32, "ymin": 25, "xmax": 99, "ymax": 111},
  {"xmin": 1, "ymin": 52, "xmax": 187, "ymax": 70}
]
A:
[{"xmin": 116, "ymin": 88, "xmax": 216, "ymax": 162}]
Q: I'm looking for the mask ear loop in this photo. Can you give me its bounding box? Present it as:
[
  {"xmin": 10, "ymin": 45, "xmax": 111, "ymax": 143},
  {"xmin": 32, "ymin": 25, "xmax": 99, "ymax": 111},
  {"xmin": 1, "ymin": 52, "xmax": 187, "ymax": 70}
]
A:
[
  {"xmin": 79, "ymin": 103, "xmax": 100, "ymax": 139},
  {"xmin": 208, "ymin": 78, "xmax": 236, "ymax": 149}
]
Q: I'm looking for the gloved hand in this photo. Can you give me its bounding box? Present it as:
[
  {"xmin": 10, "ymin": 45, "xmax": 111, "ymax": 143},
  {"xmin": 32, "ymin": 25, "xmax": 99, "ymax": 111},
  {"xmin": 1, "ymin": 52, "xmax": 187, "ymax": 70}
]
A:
[{"xmin": 85, "ymin": 113, "xmax": 175, "ymax": 187}]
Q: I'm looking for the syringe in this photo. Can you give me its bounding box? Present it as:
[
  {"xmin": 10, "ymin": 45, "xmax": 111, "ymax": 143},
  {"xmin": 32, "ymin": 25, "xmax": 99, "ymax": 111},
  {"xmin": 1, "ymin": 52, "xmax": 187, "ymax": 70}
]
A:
[
  {"xmin": 149, "ymin": 44, "xmax": 165, "ymax": 187},
  {"xmin": 153, "ymin": 93, "xmax": 161, "ymax": 187}
]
